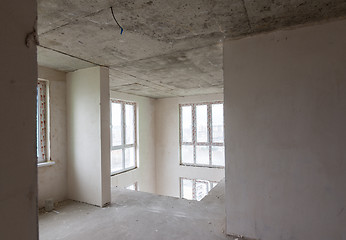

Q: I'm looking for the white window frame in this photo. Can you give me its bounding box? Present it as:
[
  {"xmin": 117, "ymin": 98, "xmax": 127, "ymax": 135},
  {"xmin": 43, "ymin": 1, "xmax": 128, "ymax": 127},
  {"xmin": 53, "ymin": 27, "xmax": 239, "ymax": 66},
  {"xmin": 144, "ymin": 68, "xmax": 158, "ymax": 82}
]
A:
[
  {"xmin": 180, "ymin": 177, "xmax": 218, "ymax": 201},
  {"xmin": 179, "ymin": 101, "xmax": 224, "ymax": 168},
  {"xmin": 110, "ymin": 99, "xmax": 137, "ymax": 175},
  {"xmin": 37, "ymin": 79, "xmax": 50, "ymax": 164}
]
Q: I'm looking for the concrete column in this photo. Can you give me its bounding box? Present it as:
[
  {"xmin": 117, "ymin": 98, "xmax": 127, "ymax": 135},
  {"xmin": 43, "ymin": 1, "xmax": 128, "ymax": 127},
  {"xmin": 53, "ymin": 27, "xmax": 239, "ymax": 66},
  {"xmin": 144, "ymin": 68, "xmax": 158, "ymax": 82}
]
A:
[
  {"xmin": 0, "ymin": 0, "xmax": 38, "ymax": 239},
  {"xmin": 67, "ymin": 66, "xmax": 110, "ymax": 207}
]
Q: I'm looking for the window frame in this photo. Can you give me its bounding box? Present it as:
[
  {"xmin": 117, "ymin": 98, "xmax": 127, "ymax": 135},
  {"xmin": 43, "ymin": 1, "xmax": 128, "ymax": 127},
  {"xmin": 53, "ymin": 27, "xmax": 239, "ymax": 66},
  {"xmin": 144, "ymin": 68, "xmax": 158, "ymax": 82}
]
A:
[
  {"xmin": 179, "ymin": 101, "xmax": 224, "ymax": 168},
  {"xmin": 37, "ymin": 79, "xmax": 50, "ymax": 164},
  {"xmin": 180, "ymin": 177, "xmax": 218, "ymax": 201},
  {"xmin": 110, "ymin": 99, "xmax": 137, "ymax": 175}
]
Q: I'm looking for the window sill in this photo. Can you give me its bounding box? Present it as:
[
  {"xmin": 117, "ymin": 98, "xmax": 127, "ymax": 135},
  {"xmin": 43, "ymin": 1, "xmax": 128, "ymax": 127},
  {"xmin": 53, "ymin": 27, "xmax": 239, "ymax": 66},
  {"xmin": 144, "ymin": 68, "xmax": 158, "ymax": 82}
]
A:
[{"xmin": 38, "ymin": 161, "xmax": 56, "ymax": 168}]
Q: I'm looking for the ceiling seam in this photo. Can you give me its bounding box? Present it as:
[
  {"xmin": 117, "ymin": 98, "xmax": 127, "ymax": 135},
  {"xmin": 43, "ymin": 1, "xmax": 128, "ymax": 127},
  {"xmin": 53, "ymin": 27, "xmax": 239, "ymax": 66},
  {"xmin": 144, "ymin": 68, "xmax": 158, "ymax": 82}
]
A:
[
  {"xmin": 39, "ymin": 22, "xmax": 72, "ymax": 36},
  {"xmin": 38, "ymin": 45, "xmax": 106, "ymax": 67},
  {"xmin": 110, "ymin": 69, "xmax": 178, "ymax": 91},
  {"xmin": 39, "ymin": 7, "xmax": 109, "ymax": 36},
  {"xmin": 111, "ymin": 83, "xmax": 180, "ymax": 98},
  {"xmin": 110, "ymin": 89, "xmax": 171, "ymax": 99},
  {"xmin": 112, "ymin": 80, "xmax": 180, "ymax": 97}
]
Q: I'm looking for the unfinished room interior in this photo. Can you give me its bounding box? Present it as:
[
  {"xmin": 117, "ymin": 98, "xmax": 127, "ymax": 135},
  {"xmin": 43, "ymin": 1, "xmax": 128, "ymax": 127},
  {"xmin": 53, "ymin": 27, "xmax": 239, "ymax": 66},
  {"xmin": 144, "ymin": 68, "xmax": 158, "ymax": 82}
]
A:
[{"xmin": 1, "ymin": 0, "xmax": 346, "ymax": 239}]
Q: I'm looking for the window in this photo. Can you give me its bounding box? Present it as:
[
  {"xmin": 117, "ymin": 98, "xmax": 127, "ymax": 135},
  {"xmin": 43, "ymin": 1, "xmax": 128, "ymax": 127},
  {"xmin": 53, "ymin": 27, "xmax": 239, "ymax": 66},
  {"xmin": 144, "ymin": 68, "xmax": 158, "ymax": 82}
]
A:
[
  {"xmin": 37, "ymin": 80, "xmax": 49, "ymax": 163},
  {"xmin": 111, "ymin": 99, "xmax": 137, "ymax": 175},
  {"xmin": 180, "ymin": 102, "xmax": 224, "ymax": 167},
  {"xmin": 126, "ymin": 182, "xmax": 138, "ymax": 191},
  {"xmin": 180, "ymin": 178, "xmax": 218, "ymax": 201}
]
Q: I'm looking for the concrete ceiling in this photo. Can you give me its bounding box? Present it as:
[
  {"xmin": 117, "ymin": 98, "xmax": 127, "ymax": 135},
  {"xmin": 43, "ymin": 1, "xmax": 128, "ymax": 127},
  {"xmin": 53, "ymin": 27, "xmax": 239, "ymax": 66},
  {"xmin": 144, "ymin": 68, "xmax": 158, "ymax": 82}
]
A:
[{"xmin": 37, "ymin": 0, "xmax": 346, "ymax": 98}]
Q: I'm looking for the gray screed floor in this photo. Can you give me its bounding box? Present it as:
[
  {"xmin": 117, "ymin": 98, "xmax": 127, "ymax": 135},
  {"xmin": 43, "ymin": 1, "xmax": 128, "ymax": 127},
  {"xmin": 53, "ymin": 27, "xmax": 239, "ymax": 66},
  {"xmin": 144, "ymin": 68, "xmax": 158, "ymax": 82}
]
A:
[{"xmin": 39, "ymin": 181, "xmax": 235, "ymax": 240}]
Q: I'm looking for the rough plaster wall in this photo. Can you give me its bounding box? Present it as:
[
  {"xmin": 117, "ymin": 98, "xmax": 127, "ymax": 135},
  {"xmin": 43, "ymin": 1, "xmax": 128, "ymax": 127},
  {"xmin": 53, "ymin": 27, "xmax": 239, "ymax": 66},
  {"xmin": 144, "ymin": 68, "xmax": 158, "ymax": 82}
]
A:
[
  {"xmin": 37, "ymin": 66, "xmax": 67, "ymax": 208},
  {"xmin": 224, "ymin": 19, "xmax": 346, "ymax": 239},
  {"xmin": 110, "ymin": 91, "xmax": 156, "ymax": 194},
  {"xmin": 0, "ymin": 0, "xmax": 38, "ymax": 239},
  {"xmin": 67, "ymin": 67, "xmax": 110, "ymax": 207},
  {"xmin": 155, "ymin": 94, "xmax": 225, "ymax": 197}
]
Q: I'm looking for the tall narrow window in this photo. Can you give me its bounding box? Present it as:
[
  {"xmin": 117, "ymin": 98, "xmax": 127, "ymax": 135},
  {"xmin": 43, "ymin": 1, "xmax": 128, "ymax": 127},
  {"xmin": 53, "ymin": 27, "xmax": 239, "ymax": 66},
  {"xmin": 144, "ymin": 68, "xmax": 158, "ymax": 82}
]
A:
[
  {"xmin": 111, "ymin": 100, "xmax": 137, "ymax": 175},
  {"xmin": 180, "ymin": 178, "xmax": 218, "ymax": 201},
  {"xmin": 180, "ymin": 102, "xmax": 224, "ymax": 167},
  {"xmin": 37, "ymin": 80, "xmax": 48, "ymax": 163}
]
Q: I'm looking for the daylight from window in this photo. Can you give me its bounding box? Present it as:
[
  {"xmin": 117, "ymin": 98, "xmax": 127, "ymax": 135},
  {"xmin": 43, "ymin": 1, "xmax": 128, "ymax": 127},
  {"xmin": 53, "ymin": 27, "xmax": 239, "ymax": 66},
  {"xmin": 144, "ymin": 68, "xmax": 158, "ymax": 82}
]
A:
[
  {"xmin": 111, "ymin": 100, "xmax": 137, "ymax": 175},
  {"xmin": 37, "ymin": 80, "xmax": 48, "ymax": 163},
  {"xmin": 180, "ymin": 102, "xmax": 224, "ymax": 167},
  {"xmin": 126, "ymin": 182, "xmax": 138, "ymax": 191},
  {"xmin": 180, "ymin": 178, "xmax": 218, "ymax": 201}
]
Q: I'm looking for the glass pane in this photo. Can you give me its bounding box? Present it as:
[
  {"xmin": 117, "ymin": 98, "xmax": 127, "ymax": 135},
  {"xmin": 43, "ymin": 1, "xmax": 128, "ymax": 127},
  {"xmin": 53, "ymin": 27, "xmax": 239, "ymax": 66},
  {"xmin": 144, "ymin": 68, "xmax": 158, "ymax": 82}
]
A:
[
  {"xmin": 37, "ymin": 81, "xmax": 47, "ymax": 163},
  {"xmin": 181, "ymin": 145, "xmax": 194, "ymax": 164},
  {"xmin": 182, "ymin": 179, "xmax": 193, "ymax": 200},
  {"xmin": 196, "ymin": 146, "xmax": 209, "ymax": 165},
  {"xmin": 126, "ymin": 184, "xmax": 136, "ymax": 191},
  {"xmin": 196, "ymin": 181, "xmax": 208, "ymax": 201},
  {"xmin": 196, "ymin": 105, "xmax": 208, "ymax": 142},
  {"xmin": 212, "ymin": 146, "xmax": 225, "ymax": 166},
  {"xmin": 211, "ymin": 182, "xmax": 218, "ymax": 189},
  {"xmin": 111, "ymin": 149, "xmax": 123, "ymax": 173},
  {"xmin": 111, "ymin": 103, "xmax": 122, "ymax": 146},
  {"xmin": 212, "ymin": 104, "xmax": 224, "ymax": 143},
  {"xmin": 125, "ymin": 147, "xmax": 135, "ymax": 169},
  {"xmin": 37, "ymin": 87, "xmax": 40, "ymax": 159},
  {"xmin": 125, "ymin": 104, "xmax": 135, "ymax": 145},
  {"xmin": 182, "ymin": 106, "xmax": 192, "ymax": 142}
]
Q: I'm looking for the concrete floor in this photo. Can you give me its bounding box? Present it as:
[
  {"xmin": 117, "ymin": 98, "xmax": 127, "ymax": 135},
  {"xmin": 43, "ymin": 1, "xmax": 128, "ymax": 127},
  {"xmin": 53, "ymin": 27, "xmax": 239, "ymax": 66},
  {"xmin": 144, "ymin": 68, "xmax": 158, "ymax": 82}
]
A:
[{"xmin": 39, "ymin": 181, "xmax": 234, "ymax": 240}]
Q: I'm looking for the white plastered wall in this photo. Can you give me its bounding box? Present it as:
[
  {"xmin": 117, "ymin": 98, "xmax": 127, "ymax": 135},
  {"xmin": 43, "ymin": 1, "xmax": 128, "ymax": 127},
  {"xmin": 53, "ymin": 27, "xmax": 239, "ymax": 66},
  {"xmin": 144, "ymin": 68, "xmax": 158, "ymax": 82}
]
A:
[
  {"xmin": 67, "ymin": 66, "xmax": 110, "ymax": 207},
  {"xmin": 110, "ymin": 91, "xmax": 156, "ymax": 194},
  {"xmin": 155, "ymin": 94, "xmax": 225, "ymax": 197},
  {"xmin": 37, "ymin": 66, "xmax": 67, "ymax": 208},
  {"xmin": 224, "ymin": 19, "xmax": 346, "ymax": 239}
]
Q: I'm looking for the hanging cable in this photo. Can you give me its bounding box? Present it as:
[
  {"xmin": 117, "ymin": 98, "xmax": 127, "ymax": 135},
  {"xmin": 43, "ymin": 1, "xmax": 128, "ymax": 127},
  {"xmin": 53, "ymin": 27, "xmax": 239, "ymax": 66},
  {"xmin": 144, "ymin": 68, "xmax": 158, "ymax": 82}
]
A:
[{"xmin": 110, "ymin": 7, "xmax": 124, "ymax": 35}]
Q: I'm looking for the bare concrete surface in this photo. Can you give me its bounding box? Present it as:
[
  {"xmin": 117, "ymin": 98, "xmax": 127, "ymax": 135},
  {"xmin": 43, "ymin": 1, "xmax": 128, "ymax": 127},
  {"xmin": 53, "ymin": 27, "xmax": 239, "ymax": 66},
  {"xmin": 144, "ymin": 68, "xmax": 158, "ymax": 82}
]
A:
[
  {"xmin": 39, "ymin": 181, "xmax": 233, "ymax": 240},
  {"xmin": 36, "ymin": 0, "xmax": 346, "ymax": 98}
]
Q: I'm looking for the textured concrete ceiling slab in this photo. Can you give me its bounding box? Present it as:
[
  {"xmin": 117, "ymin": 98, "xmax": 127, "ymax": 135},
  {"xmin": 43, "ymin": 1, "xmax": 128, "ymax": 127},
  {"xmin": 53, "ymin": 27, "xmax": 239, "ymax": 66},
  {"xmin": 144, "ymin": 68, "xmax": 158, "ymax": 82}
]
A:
[
  {"xmin": 37, "ymin": 46, "xmax": 95, "ymax": 72},
  {"xmin": 37, "ymin": 0, "xmax": 346, "ymax": 98},
  {"xmin": 109, "ymin": 44, "xmax": 223, "ymax": 97},
  {"xmin": 243, "ymin": 0, "xmax": 346, "ymax": 33},
  {"xmin": 38, "ymin": 0, "xmax": 244, "ymax": 66},
  {"xmin": 111, "ymin": 83, "xmax": 177, "ymax": 98}
]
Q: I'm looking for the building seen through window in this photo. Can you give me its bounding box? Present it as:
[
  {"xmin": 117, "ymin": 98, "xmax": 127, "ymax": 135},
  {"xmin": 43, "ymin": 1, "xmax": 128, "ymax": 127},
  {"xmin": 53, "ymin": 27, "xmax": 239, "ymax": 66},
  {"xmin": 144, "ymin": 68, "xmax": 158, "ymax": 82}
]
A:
[
  {"xmin": 180, "ymin": 102, "xmax": 224, "ymax": 167},
  {"xmin": 180, "ymin": 178, "xmax": 218, "ymax": 201}
]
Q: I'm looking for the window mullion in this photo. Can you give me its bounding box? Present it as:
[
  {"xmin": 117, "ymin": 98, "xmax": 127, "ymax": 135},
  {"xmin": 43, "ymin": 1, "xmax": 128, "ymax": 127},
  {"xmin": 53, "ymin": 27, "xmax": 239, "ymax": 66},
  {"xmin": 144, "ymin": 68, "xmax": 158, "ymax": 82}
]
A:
[
  {"xmin": 124, "ymin": 144, "xmax": 135, "ymax": 148},
  {"xmin": 208, "ymin": 104, "xmax": 212, "ymax": 166},
  {"xmin": 192, "ymin": 104, "xmax": 196, "ymax": 165},
  {"xmin": 134, "ymin": 103, "xmax": 137, "ymax": 168},
  {"xmin": 37, "ymin": 87, "xmax": 41, "ymax": 162},
  {"xmin": 110, "ymin": 100, "xmax": 137, "ymax": 175},
  {"xmin": 179, "ymin": 101, "xmax": 224, "ymax": 169},
  {"xmin": 179, "ymin": 106, "xmax": 182, "ymax": 164},
  {"xmin": 122, "ymin": 103, "xmax": 126, "ymax": 170}
]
